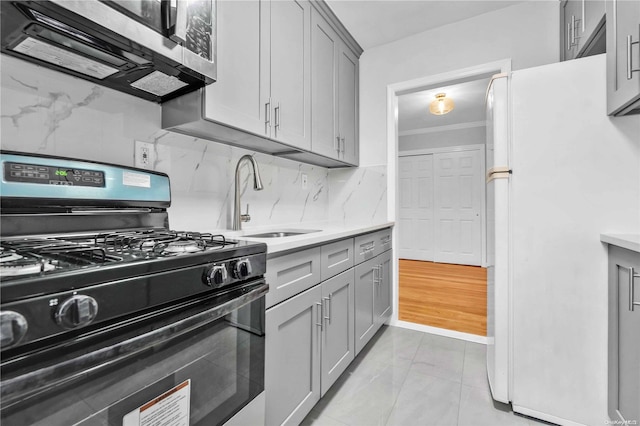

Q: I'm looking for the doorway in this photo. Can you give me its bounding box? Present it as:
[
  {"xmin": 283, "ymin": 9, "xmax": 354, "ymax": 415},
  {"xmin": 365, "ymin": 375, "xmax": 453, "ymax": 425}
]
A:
[{"xmin": 387, "ymin": 60, "xmax": 511, "ymax": 342}]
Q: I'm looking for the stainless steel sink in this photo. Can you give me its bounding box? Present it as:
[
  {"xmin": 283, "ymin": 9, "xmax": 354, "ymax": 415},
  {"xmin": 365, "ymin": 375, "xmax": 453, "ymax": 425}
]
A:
[{"xmin": 244, "ymin": 229, "xmax": 321, "ymax": 238}]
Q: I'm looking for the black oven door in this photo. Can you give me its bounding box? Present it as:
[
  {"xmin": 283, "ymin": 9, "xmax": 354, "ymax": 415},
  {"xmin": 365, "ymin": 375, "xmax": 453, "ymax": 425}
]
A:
[{"xmin": 0, "ymin": 279, "xmax": 267, "ymax": 426}]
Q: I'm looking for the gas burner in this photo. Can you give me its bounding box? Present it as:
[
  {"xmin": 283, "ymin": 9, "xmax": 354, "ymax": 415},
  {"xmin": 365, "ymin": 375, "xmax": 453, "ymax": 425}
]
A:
[
  {"xmin": 162, "ymin": 240, "xmax": 206, "ymax": 254},
  {"xmin": 0, "ymin": 258, "xmax": 56, "ymax": 277}
]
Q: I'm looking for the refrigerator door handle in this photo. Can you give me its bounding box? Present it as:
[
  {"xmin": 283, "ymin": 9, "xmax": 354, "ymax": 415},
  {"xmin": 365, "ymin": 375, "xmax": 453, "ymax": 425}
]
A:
[
  {"xmin": 486, "ymin": 166, "xmax": 512, "ymax": 183},
  {"xmin": 485, "ymin": 73, "xmax": 510, "ymax": 104}
]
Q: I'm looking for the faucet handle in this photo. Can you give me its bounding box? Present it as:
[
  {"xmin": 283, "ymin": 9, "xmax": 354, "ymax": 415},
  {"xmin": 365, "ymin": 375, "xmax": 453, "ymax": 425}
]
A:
[{"xmin": 241, "ymin": 203, "xmax": 251, "ymax": 223}]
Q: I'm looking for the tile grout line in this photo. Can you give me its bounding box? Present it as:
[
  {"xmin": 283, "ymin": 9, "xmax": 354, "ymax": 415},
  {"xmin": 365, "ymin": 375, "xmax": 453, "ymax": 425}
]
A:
[
  {"xmin": 456, "ymin": 342, "xmax": 468, "ymax": 426},
  {"xmin": 382, "ymin": 330, "xmax": 425, "ymax": 426}
]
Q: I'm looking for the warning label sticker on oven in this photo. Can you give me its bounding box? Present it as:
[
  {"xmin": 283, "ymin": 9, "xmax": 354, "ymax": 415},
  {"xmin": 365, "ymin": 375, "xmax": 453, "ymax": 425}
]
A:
[
  {"xmin": 123, "ymin": 171, "xmax": 151, "ymax": 188},
  {"xmin": 123, "ymin": 379, "xmax": 190, "ymax": 426}
]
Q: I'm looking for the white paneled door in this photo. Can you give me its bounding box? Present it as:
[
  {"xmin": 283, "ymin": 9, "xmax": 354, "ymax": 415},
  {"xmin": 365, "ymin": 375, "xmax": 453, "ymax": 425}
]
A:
[
  {"xmin": 398, "ymin": 148, "xmax": 483, "ymax": 266},
  {"xmin": 434, "ymin": 150, "xmax": 483, "ymax": 265},
  {"xmin": 398, "ymin": 155, "xmax": 434, "ymax": 261}
]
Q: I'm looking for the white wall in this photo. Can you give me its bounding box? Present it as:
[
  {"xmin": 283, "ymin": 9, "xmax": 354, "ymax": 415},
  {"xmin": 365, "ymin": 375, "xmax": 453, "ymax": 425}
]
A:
[
  {"xmin": 359, "ymin": 0, "xmax": 560, "ymax": 167},
  {"xmin": 399, "ymin": 125, "xmax": 486, "ymax": 152},
  {"xmin": 0, "ymin": 55, "xmax": 330, "ymax": 232}
]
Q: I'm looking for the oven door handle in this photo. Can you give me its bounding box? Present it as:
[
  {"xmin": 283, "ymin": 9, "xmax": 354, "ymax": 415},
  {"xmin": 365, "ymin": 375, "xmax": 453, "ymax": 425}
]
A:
[{"xmin": 1, "ymin": 280, "xmax": 268, "ymax": 408}]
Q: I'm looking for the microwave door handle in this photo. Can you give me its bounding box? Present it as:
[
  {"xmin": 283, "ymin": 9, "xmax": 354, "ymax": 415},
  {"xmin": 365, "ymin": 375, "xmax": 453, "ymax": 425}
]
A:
[
  {"xmin": 161, "ymin": 0, "xmax": 174, "ymax": 37},
  {"xmin": 171, "ymin": 0, "xmax": 189, "ymax": 44}
]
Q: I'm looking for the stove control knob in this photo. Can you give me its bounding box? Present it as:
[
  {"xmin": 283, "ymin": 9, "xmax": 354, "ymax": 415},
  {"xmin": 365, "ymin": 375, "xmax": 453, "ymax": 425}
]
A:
[
  {"xmin": 233, "ymin": 259, "xmax": 252, "ymax": 279},
  {"xmin": 55, "ymin": 295, "xmax": 98, "ymax": 329},
  {"xmin": 204, "ymin": 264, "xmax": 228, "ymax": 287},
  {"xmin": 0, "ymin": 311, "xmax": 28, "ymax": 348}
]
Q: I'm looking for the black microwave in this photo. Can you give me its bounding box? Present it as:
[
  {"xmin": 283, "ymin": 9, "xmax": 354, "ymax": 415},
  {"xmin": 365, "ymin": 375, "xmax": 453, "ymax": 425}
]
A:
[{"xmin": 0, "ymin": 0, "xmax": 216, "ymax": 103}]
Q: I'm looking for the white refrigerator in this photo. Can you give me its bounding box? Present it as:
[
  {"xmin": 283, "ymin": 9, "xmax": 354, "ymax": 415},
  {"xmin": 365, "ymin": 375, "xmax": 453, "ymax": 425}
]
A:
[{"xmin": 485, "ymin": 54, "xmax": 640, "ymax": 426}]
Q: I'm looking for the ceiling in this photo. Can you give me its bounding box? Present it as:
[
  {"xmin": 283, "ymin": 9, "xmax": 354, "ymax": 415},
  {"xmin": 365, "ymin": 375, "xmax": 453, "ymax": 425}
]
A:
[
  {"xmin": 323, "ymin": 1, "xmax": 518, "ymax": 134},
  {"xmin": 325, "ymin": 0, "xmax": 523, "ymax": 51},
  {"xmin": 398, "ymin": 77, "xmax": 490, "ymax": 133}
]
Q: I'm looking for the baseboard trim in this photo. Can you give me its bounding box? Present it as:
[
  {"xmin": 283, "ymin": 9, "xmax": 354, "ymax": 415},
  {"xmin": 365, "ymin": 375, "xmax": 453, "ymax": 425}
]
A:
[
  {"xmin": 389, "ymin": 320, "xmax": 488, "ymax": 344},
  {"xmin": 512, "ymin": 405, "xmax": 587, "ymax": 426}
]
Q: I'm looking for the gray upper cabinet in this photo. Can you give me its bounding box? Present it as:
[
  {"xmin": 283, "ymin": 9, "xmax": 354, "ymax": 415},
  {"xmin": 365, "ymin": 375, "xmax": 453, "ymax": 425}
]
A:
[
  {"xmin": 606, "ymin": 0, "xmax": 640, "ymax": 115},
  {"xmin": 311, "ymin": 7, "xmax": 339, "ymax": 159},
  {"xmin": 162, "ymin": 0, "xmax": 362, "ymax": 168},
  {"xmin": 203, "ymin": 0, "xmax": 264, "ymax": 136},
  {"xmin": 561, "ymin": 0, "xmax": 606, "ymax": 61},
  {"xmin": 267, "ymin": 0, "xmax": 312, "ymax": 149},
  {"xmin": 310, "ymin": 7, "xmax": 359, "ymax": 165},
  {"xmin": 608, "ymin": 245, "xmax": 640, "ymax": 423},
  {"xmin": 337, "ymin": 43, "xmax": 359, "ymax": 165}
]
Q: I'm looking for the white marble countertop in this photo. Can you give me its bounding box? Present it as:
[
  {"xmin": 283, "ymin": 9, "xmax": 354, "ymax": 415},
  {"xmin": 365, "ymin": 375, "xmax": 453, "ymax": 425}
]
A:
[
  {"xmin": 600, "ymin": 233, "xmax": 640, "ymax": 253},
  {"xmin": 210, "ymin": 221, "xmax": 395, "ymax": 256}
]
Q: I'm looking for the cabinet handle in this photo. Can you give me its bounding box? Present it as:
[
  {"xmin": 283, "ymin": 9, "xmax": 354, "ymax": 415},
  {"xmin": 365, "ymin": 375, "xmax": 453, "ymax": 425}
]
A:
[
  {"xmin": 626, "ymin": 35, "xmax": 640, "ymax": 80},
  {"xmin": 265, "ymin": 100, "xmax": 271, "ymax": 131},
  {"xmin": 335, "ymin": 135, "xmax": 340, "ymax": 153},
  {"xmin": 316, "ymin": 302, "xmax": 323, "ymax": 330},
  {"xmin": 323, "ymin": 294, "xmax": 332, "ymax": 324},
  {"xmin": 629, "ymin": 267, "xmax": 640, "ymax": 312},
  {"xmin": 274, "ymin": 103, "xmax": 281, "ymax": 134},
  {"xmin": 361, "ymin": 241, "xmax": 375, "ymax": 255},
  {"xmin": 372, "ymin": 265, "xmax": 380, "ymax": 289},
  {"xmin": 567, "ymin": 22, "xmax": 571, "ymax": 51},
  {"xmin": 570, "ymin": 15, "xmax": 575, "ymax": 46},
  {"xmin": 341, "ymin": 137, "xmax": 345, "ymax": 155},
  {"xmin": 581, "ymin": 0, "xmax": 585, "ymax": 32}
]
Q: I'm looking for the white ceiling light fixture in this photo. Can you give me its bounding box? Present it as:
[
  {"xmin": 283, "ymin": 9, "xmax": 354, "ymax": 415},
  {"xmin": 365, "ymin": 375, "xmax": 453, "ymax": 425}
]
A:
[{"xmin": 429, "ymin": 93, "xmax": 455, "ymax": 115}]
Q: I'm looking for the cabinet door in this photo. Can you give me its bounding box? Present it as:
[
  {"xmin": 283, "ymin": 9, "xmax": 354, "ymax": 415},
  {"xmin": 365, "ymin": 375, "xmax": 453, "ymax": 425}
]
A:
[
  {"xmin": 311, "ymin": 7, "xmax": 339, "ymax": 159},
  {"xmin": 265, "ymin": 285, "xmax": 321, "ymax": 426},
  {"xmin": 269, "ymin": 0, "xmax": 311, "ymax": 149},
  {"xmin": 320, "ymin": 269, "xmax": 355, "ymax": 396},
  {"xmin": 354, "ymin": 257, "xmax": 378, "ymax": 355},
  {"xmin": 337, "ymin": 42, "xmax": 359, "ymax": 165},
  {"xmin": 582, "ymin": 1, "xmax": 606, "ymax": 49},
  {"xmin": 606, "ymin": 0, "xmax": 640, "ymax": 115},
  {"xmin": 562, "ymin": 0, "xmax": 581, "ymax": 60},
  {"xmin": 375, "ymin": 249, "xmax": 392, "ymax": 323},
  {"xmin": 608, "ymin": 246, "xmax": 640, "ymax": 424},
  {"xmin": 617, "ymin": 264, "xmax": 640, "ymax": 423},
  {"xmin": 203, "ymin": 0, "xmax": 267, "ymax": 136}
]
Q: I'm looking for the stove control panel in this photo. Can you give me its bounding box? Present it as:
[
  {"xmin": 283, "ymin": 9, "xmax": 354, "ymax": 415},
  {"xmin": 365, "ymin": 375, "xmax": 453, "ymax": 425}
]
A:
[
  {"xmin": 0, "ymin": 311, "xmax": 28, "ymax": 348},
  {"xmin": 55, "ymin": 295, "xmax": 99, "ymax": 329},
  {"xmin": 203, "ymin": 264, "xmax": 228, "ymax": 287},
  {"xmin": 233, "ymin": 259, "xmax": 253, "ymax": 279},
  {"xmin": 4, "ymin": 161, "xmax": 105, "ymax": 187}
]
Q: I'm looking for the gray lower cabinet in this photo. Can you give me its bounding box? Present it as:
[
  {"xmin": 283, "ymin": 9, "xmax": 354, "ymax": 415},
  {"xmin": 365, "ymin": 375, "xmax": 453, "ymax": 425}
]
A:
[
  {"xmin": 354, "ymin": 248, "xmax": 393, "ymax": 355},
  {"xmin": 320, "ymin": 269, "xmax": 355, "ymax": 396},
  {"xmin": 608, "ymin": 245, "xmax": 640, "ymax": 424},
  {"xmin": 265, "ymin": 266, "xmax": 356, "ymax": 425},
  {"xmin": 265, "ymin": 285, "xmax": 321, "ymax": 426}
]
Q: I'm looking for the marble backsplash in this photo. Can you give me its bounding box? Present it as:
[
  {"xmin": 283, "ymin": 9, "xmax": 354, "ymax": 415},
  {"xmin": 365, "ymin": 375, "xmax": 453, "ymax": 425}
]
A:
[{"xmin": 0, "ymin": 55, "xmax": 387, "ymax": 231}]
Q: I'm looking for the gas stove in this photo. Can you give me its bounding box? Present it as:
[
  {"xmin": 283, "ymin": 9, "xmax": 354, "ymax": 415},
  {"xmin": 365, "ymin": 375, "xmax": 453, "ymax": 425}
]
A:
[{"xmin": 0, "ymin": 151, "xmax": 267, "ymax": 355}]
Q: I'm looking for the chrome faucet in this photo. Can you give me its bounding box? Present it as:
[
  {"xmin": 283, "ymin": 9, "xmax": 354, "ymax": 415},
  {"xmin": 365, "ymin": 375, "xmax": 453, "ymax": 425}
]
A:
[{"xmin": 233, "ymin": 155, "xmax": 263, "ymax": 230}]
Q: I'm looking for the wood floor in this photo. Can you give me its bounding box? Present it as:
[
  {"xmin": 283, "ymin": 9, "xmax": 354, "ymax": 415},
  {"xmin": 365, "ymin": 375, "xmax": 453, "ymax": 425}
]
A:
[{"xmin": 399, "ymin": 259, "xmax": 487, "ymax": 336}]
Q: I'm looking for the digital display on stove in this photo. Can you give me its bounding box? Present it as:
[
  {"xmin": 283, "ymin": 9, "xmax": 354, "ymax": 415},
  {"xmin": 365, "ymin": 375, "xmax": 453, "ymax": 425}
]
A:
[{"xmin": 4, "ymin": 161, "xmax": 105, "ymax": 187}]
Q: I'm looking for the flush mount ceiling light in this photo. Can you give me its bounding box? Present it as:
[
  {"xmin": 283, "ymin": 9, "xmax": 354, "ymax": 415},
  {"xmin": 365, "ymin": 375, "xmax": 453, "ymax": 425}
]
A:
[{"xmin": 429, "ymin": 93, "xmax": 455, "ymax": 115}]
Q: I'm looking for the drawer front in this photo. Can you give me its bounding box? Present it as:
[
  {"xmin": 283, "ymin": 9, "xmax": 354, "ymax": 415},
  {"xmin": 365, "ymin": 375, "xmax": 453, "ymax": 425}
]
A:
[
  {"xmin": 354, "ymin": 228, "xmax": 392, "ymax": 265},
  {"xmin": 354, "ymin": 232, "xmax": 378, "ymax": 265},
  {"xmin": 375, "ymin": 228, "xmax": 392, "ymax": 256},
  {"xmin": 320, "ymin": 238, "xmax": 354, "ymax": 281},
  {"xmin": 266, "ymin": 247, "xmax": 321, "ymax": 308}
]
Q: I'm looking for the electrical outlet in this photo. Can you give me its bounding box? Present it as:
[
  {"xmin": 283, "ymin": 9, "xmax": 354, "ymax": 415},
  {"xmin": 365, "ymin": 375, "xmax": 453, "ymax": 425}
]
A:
[
  {"xmin": 134, "ymin": 141, "xmax": 154, "ymax": 169},
  {"xmin": 301, "ymin": 173, "xmax": 308, "ymax": 189}
]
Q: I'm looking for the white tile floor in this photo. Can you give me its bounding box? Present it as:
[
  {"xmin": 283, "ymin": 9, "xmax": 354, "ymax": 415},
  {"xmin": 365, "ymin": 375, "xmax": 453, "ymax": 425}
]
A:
[{"xmin": 302, "ymin": 326, "xmax": 552, "ymax": 426}]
